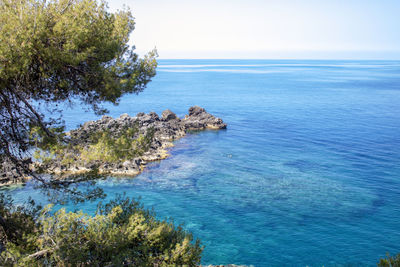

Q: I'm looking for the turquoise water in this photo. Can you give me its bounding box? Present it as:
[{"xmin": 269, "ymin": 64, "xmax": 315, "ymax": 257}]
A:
[{"xmin": 6, "ymin": 60, "xmax": 400, "ymax": 266}]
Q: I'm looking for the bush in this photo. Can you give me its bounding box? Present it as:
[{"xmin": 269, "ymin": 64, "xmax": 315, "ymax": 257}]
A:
[
  {"xmin": 80, "ymin": 127, "xmax": 155, "ymax": 163},
  {"xmin": 0, "ymin": 195, "xmax": 203, "ymax": 266},
  {"xmin": 32, "ymin": 126, "xmax": 155, "ymax": 168},
  {"xmin": 378, "ymin": 253, "xmax": 400, "ymax": 267}
]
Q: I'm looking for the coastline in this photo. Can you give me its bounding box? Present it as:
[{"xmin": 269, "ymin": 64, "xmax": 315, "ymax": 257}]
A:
[{"xmin": 1, "ymin": 106, "xmax": 226, "ymax": 186}]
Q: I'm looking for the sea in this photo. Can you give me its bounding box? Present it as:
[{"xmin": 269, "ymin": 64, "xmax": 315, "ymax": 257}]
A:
[{"xmin": 5, "ymin": 60, "xmax": 400, "ymax": 266}]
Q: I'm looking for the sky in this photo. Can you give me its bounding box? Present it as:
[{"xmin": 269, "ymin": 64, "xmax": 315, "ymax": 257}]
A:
[{"xmin": 108, "ymin": 0, "xmax": 400, "ymax": 59}]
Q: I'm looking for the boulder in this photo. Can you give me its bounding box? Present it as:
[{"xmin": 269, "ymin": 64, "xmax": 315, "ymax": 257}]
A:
[
  {"xmin": 188, "ymin": 106, "xmax": 206, "ymax": 116},
  {"xmin": 119, "ymin": 113, "xmax": 130, "ymax": 119},
  {"xmin": 149, "ymin": 112, "xmax": 160, "ymax": 121},
  {"xmin": 0, "ymin": 158, "xmax": 29, "ymax": 185},
  {"xmin": 162, "ymin": 109, "xmax": 178, "ymax": 121},
  {"xmin": 183, "ymin": 106, "xmax": 227, "ymax": 130},
  {"xmin": 101, "ymin": 115, "xmax": 113, "ymax": 122}
]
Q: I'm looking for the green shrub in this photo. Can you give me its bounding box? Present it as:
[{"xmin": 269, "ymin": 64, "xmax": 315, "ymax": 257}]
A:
[
  {"xmin": 378, "ymin": 253, "xmax": 400, "ymax": 267},
  {"xmin": 32, "ymin": 125, "xmax": 155, "ymax": 168},
  {"xmin": 80, "ymin": 127, "xmax": 155, "ymax": 163},
  {"xmin": 0, "ymin": 194, "xmax": 42, "ymax": 262},
  {"xmin": 0, "ymin": 195, "xmax": 203, "ymax": 266}
]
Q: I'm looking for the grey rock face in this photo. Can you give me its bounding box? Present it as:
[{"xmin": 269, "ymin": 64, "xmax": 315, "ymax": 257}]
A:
[
  {"xmin": 183, "ymin": 106, "xmax": 227, "ymax": 130},
  {"xmin": 101, "ymin": 115, "xmax": 113, "ymax": 122},
  {"xmin": 119, "ymin": 113, "xmax": 130, "ymax": 119},
  {"xmin": 0, "ymin": 159, "xmax": 29, "ymax": 185},
  {"xmin": 188, "ymin": 106, "xmax": 206, "ymax": 116},
  {"xmin": 161, "ymin": 109, "xmax": 178, "ymax": 121},
  {"xmin": 149, "ymin": 112, "xmax": 160, "ymax": 121}
]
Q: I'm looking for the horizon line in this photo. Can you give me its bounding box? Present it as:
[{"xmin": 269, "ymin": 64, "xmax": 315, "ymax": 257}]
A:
[{"xmin": 156, "ymin": 58, "xmax": 400, "ymax": 61}]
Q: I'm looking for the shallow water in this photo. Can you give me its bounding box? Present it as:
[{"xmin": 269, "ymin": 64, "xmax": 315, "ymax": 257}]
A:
[{"xmin": 6, "ymin": 60, "xmax": 400, "ymax": 266}]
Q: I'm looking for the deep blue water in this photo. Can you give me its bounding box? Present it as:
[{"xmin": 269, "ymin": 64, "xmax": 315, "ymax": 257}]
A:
[{"xmin": 5, "ymin": 60, "xmax": 400, "ymax": 266}]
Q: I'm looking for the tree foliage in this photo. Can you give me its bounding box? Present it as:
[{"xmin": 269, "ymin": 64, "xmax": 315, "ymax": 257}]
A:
[
  {"xmin": 0, "ymin": 194, "xmax": 42, "ymax": 259},
  {"xmin": 0, "ymin": 195, "xmax": 203, "ymax": 266},
  {"xmin": 378, "ymin": 253, "xmax": 400, "ymax": 267},
  {"xmin": 0, "ymin": 0, "xmax": 157, "ymax": 199}
]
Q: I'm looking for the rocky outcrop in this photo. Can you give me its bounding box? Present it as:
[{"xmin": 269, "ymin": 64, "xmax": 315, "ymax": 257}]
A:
[
  {"xmin": 25, "ymin": 106, "xmax": 226, "ymax": 180},
  {"xmin": 183, "ymin": 106, "xmax": 227, "ymax": 130},
  {"xmin": 0, "ymin": 159, "xmax": 30, "ymax": 186},
  {"xmin": 161, "ymin": 109, "xmax": 178, "ymax": 121}
]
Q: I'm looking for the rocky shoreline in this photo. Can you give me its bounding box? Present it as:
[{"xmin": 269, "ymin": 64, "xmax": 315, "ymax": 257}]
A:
[{"xmin": 0, "ymin": 106, "xmax": 226, "ymax": 185}]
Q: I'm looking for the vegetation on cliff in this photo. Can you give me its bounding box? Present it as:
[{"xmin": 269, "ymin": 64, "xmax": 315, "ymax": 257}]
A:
[{"xmin": 31, "ymin": 124, "xmax": 155, "ymax": 170}]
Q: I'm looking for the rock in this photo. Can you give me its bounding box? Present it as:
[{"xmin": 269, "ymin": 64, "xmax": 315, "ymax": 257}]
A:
[
  {"xmin": 149, "ymin": 112, "xmax": 160, "ymax": 121},
  {"xmin": 8, "ymin": 106, "xmax": 227, "ymax": 183},
  {"xmin": 134, "ymin": 158, "xmax": 142, "ymax": 165},
  {"xmin": 0, "ymin": 158, "xmax": 29, "ymax": 186},
  {"xmin": 122, "ymin": 160, "xmax": 131, "ymax": 168},
  {"xmin": 183, "ymin": 120, "xmax": 205, "ymax": 130},
  {"xmin": 101, "ymin": 115, "xmax": 113, "ymax": 122},
  {"xmin": 139, "ymin": 114, "xmax": 156, "ymax": 124},
  {"xmin": 85, "ymin": 161, "xmax": 99, "ymax": 169},
  {"xmin": 119, "ymin": 113, "xmax": 130, "ymax": 119},
  {"xmin": 162, "ymin": 109, "xmax": 178, "ymax": 121},
  {"xmin": 188, "ymin": 106, "xmax": 205, "ymax": 116},
  {"xmin": 183, "ymin": 106, "xmax": 227, "ymax": 130}
]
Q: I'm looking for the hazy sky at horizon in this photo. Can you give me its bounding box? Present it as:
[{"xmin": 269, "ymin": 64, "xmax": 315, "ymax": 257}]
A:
[{"xmin": 108, "ymin": 0, "xmax": 400, "ymax": 59}]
